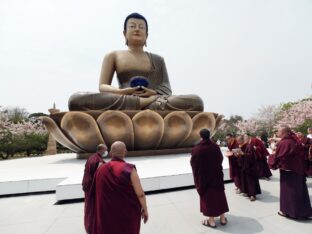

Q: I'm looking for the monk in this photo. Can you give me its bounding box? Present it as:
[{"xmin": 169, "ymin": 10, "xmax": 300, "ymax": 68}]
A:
[
  {"xmin": 309, "ymin": 144, "xmax": 312, "ymax": 177},
  {"xmin": 81, "ymin": 144, "xmax": 107, "ymax": 234},
  {"xmin": 225, "ymin": 133, "xmax": 241, "ymax": 193},
  {"xmin": 244, "ymin": 133, "xmax": 272, "ymax": 180},
  {"xmin": 268, "ymin": 131, "xmax": 280, "ymax": 151},
  {"xmin": 269, "ymin": 125, "xmax": 312, "ymax": 219},
  {"xmin": 236, "ymin": 135, "xmax": 261, "ymax": 201},
  {"xmin": 92, "ymin": 141, "xmax": 148, "ymax": 234},
  {"xmin": 191, "ymin": 129, "xmax": 229, "ymax": 228},
  {"xmin": 68, "ymin": 12, "xmax": 203, "ymax": 111},
  {"xmin": 296, "ymin": 132, "xmax": 312, "ymax": 177}
]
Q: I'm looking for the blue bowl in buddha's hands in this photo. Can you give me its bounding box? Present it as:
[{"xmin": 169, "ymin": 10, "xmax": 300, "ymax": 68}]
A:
[{"xmin": 130, "ymin": 76, "xmax": 149, "ymax": 89}]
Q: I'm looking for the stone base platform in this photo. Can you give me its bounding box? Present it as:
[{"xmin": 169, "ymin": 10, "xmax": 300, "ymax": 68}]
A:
[{"xmin": 0, "ymin": 149, "xmax": 230, "ymax": 201}]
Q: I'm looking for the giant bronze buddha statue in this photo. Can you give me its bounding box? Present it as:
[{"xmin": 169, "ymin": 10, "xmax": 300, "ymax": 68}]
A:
[
  {"xmin": 42, "ymin": 13, "xmax": 222, "ymax": 156},
  {"xmin": 69, "ymin": 13, "xmax": 203, "ymax": 111}
]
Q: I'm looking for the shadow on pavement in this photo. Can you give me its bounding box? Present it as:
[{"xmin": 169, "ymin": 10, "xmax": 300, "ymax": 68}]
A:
[
  {"xmin": 217, "ymin": 214, "xmax": 263, "ymax": 234},
  {"xmin": 257, "ymin": 189, "xmax": 279, "ymax": 203}
]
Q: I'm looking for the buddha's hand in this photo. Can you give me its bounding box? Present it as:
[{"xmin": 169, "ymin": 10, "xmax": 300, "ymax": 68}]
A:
[
  {"xmin": 135, "ymin": 87, "xmax": 157, "ymax": 97},
  {"xmin": 118, "ymin": 86, "xmax": 142, "ymax": 95}
]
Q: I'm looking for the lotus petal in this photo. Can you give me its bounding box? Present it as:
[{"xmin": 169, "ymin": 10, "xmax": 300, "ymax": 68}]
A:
[
  {"xmin": 159, "ymin": 111, "xmax": 192, "ymax": 149},
  {"xmin": 97, "ymin": 111, "xmax": 134, "ymax": 150},
  {"xmin": 180, "ymin": 112, "xmax": 216, "ymax": 147},
  {"xmin": 215, "ymin": 114, "xmax": 224, "ymax": 129},
  {"xmin": 43, "ymin": 110, "xmax": 224, "ymax": 155},
  {"xmin": 132, "ymin": 110, "xmax": 164, "ymax": 150},
  {"xmin": 41, "ymin": 116, "xmax": 84, "ymax": 152},
  {"xmin": 211, "ymin": 114, "xmax": 224, "ymax": 136},
  {"xmin": 61, "ymin": 112, "xmax": 105, "ymax": 152}
]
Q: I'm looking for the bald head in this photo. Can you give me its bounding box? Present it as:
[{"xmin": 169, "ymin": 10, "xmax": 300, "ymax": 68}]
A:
[
  {"xmin": 278, "ymin": 125, "xmax": 291, "ymax": 138},
  {"xmin": 236, "ymin": 135, "xmax": 245, "ymax": 145},
  {"xmin": 296, "ymin": 132, "xmax": 304, "ymax": 139},
  {"xmin": 243, "ymin": 133, "xmax": 250, "ymax": 142},
  {"xmin": 96, "ymin": 144, "xmax": 107, "ymax": 154},
  {"xmin": 110, "ymin": 141, "xmax": 127, "ymax": 158}
]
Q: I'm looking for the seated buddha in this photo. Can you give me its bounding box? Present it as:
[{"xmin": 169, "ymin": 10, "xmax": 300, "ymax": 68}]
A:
[{"xmin": 69, "ymin": 13, "xmax": 203, "ymax": 111}]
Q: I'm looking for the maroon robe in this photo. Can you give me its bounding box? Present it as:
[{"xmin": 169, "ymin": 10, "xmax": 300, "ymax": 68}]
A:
[
  {"xmin": 227, "ymin": 139, "xmax": 241, "ymax": 189},
  {"xmin": 300, "ymin": 136, "xmax": 312, "ymax": 176},
  {"xmin": 238, "ymin": 143, "xmax": 261, "ymax": 197},
  {"xmin": 308, "ymin": 144, "xmax": 312, "ymax": 176},
  {"xmin": 270, "ymin": 133, "xmax": 312, "ymax": 218},
  {"xmin": 82, "ymin": 152, "xmax": 105, "ymax": 234},
  {"xmin": 92, "ymin": 157, "xmax": 141, "ymax": 234},
  {"xmin": 191, "ymin": 139, "xmax": 229, "ymax": 217},
  {"xmin": 250, "ymin": 138, "xmax": 272, "ymax": 178}
]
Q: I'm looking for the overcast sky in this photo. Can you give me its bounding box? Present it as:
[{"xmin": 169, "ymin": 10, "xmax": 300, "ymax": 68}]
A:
[{"xmin": 0, "ymin": 0, "xmax": 311, "ymax": 118}]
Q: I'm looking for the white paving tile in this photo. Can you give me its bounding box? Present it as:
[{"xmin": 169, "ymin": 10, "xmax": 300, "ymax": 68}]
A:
[
  {"xmin": 0, "ymin": 172, "xmax": 311, "ymax": 234},
  {"xmin": 0, "ymin": 150, "xmax": 230, "ymax": 201}
]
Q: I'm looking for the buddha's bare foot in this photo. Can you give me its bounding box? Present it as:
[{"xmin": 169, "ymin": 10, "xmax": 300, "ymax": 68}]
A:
[{"xmin": 139, "ymin": 96, "xmax": 156, "ymax": 109}]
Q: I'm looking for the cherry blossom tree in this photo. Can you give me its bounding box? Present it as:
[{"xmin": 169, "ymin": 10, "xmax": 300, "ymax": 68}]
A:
[
  {"xmin": 253, "ymin": 105, "xmax": 282, "ymax": 135},
  {"xmin": 0, "ymin": 107, "xmax": 48, "ymax": 158},
  {"xmin": 276, "ymin": 100, "xmax": 312, "ymax": 130}
]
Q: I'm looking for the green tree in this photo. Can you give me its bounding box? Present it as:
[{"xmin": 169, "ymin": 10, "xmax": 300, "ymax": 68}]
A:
[
  {"xmin": 3, "ymin": 107, "xmax": 29, "ymax": 124},
  {"xmin": 28, "ymin": 112, "xmax": 48, "ymax": 118},
  {"xmin": 222, "ymin": 115, "xmax": 244, "ymax": 135},
  {"xmin": 294, "ymin": 119, "xmax": 312, "ymax": 134}
]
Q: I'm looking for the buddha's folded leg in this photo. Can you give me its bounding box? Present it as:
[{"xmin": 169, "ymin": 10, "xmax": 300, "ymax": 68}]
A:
[
  {"xmin": 68, "ymin": 92, "xmax": 140, "ymax": 111},
  {"xmin": 146, "ymin": 94, "xmax": 204, "ymax": 111}
]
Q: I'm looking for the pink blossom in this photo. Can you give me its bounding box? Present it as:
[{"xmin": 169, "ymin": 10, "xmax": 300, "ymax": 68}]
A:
[
  {"xmin": 276, "ymin": 100, "xmax": 312, "ymax": 128},
  {"xmin": 0, "ymin": 110, "xmax": 47, "ymax": 140}
]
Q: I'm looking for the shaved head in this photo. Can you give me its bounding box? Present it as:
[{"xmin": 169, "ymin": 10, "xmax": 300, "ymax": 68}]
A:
[
  {"xmin": 96, "ymin": 144, "xmax": 107, "ymax": 152},
  {"xmin": 296, "ymin": 132, "xmax": 304, "ymax": 139},
  {"xmin": 225, "ymin": 133, "xmax": 235, "ymax": 144},
  {"xmin": 243, "ymin": 133, "xmax": 250, "ymax": 142},
  {"xmin": 236, "ymin": 135, "xmax": 245, "ymax": 145},
  {"xmin": 110, "ymin": 141, "xmax": 127, "ymax": 158},
  {"xmin": 281, "ymin": 125, "xmax": 291, "ymax": 133},
  {"xmin": 278, "ymin": 125, "xmax": 291, "ymax": 138}
]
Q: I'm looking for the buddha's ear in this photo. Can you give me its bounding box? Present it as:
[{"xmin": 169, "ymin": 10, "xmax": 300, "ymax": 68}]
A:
[{"xmin": 123, "ymin": 31, "xmax": 128, "ymax": 45}]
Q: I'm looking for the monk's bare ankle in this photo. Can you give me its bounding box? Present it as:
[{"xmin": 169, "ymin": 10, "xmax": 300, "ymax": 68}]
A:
[{"xmin": 208, "ymin": 217, "xmax": 215, "ymax": 225}]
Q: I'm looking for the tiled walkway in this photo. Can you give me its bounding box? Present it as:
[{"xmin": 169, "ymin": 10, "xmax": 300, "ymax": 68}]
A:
[{"xmin": 0, "ymin": 171, "xmax": 311, "ymax": 234}]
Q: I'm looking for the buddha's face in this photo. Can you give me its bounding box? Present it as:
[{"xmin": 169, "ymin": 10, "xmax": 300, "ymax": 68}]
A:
[{"xmin": 124, "ymin": 18, "xmax": 148, "ymax": 46}]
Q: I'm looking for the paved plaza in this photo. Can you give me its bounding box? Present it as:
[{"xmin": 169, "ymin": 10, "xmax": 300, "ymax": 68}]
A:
[{"xmin": 0, "ymin": 171, "xmax": 311, "ymax": 234}]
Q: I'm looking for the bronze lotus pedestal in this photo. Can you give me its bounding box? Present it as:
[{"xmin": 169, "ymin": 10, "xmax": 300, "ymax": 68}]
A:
[{"xmin": 42, "ymin": 110, "xmax": 223, "ymax": 158}]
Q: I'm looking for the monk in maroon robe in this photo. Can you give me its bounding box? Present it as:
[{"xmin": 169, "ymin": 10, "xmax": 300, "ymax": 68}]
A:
[
  {"xmin": 297, "ymin": 132, "xmax": 312, "ymax": 177},
  {"xmin": 245, "ymin": 134, "xmax": 272, "ymax": 179},
  {"xmin": 309, "ymin": 144, "xmax": 312, "ymax": 177},
  {"xmin": 191, "ymin": 129, "xmax": 229, "ymax": 228},
  {"xmin": 92, "ymin": 141, "xmax": 148, "ymax": 234},
  {"xmin": 269, "ymin": 126, "xmax": 312, "ymax": 219},
  {"xmin": 236, "ymin": 135, "xmax": 261, "ymax": 201},
  {"xmin": 225, "ymin": 133, "xmax": 241, "ymax": 193},
  {"xmin": 82, "ymin": 144, "xmax": 107, "ymax": 234}
]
